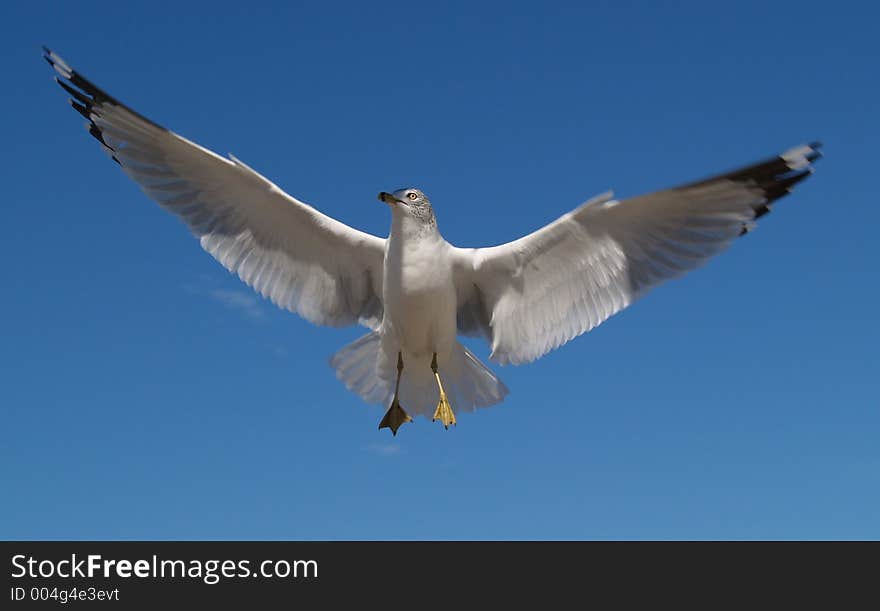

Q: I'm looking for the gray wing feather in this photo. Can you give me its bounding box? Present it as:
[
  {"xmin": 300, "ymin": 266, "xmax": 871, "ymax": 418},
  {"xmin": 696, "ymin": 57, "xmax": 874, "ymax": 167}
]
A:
[
  {"xmin": 453, "ymin": 144, "xmax": 822, "ymax": 364},
  {"xmin": 45, "ymin": 48, "xmax": 385, "ymax": 329}
]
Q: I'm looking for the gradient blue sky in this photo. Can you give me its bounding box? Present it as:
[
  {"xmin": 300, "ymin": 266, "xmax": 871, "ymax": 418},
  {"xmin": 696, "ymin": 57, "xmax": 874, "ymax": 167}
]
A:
[{"xmin": 2, "ymin": 0, "xmax": 877, "ymax": 539}]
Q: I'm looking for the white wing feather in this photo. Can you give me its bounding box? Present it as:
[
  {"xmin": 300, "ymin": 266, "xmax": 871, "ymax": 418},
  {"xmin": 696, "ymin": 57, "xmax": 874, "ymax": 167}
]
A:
[
  {"xmin": 45, "ymin": 48, "xmax": 385, "ymax": 329},
  {"xmin": 453, "ymin": 144, "xmax": 821, "ymax": 364}
]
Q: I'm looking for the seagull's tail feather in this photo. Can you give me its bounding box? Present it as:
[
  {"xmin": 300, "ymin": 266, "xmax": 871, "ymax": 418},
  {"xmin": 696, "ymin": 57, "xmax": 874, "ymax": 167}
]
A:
[
  {"xmin": 330, "ymin": 333, "xmax": 509, "ymax": 419},
  {"xmin": 329, "ymin": 332, "xmax": 394, "ymax": 406},
  {"xmin": 396, "ymin": 344, "xmax": 509, "ymax": 417},
  {"xmin": 444, "ymin": 345, "xmax": 510, "ymax": 414}
]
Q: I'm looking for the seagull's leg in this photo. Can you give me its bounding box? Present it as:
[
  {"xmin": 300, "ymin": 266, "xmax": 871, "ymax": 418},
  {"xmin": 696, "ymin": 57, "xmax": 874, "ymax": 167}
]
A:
[
  {"xmin": 378, "ymin": 352, "xmax": 412, "ymax": 436},
  {"xmin": 431, "ymin": 352, "xmax": 456, "ymax": 429}
]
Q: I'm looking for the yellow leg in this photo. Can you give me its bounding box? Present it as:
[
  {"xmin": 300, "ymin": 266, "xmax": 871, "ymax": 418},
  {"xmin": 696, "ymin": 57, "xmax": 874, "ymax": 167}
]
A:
[
  {"xmin": 379, "ymin": 352, "xmax": 412, "ymax": 436},
  {"xmin": 431, "ymin": 353, "xmax": 456, "ymax": 429}
]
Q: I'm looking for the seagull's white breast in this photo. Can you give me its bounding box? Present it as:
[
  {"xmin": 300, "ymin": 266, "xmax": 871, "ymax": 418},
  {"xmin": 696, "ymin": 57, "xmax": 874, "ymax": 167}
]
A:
[{"xmin": 382, "ymin": 230, "xmax": 457, "ymax": 358}]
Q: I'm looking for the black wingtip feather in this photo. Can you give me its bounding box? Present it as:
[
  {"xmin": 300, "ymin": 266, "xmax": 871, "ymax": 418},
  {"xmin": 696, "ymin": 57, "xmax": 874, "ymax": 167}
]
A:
[
  {"xmin": 56, "ymin": 77, "xmax": 92, "ymax": 107},
  {"xmin": 753, "ymin": 204, "xmax": 772, "ymax": 219},
  {"xmin": 684, "ymin": 142, "xmax": 823, "ymax": 238},
  {"xmin": 68, "ymin": 99, "xmax": 91, "ymax": 120},
  {"xmin": 88, "ymin": 124, "xmax": 113, "ymax": 150},
  {"xmin": 775, "ymin": 167, "xmax": 812, "ymax": 190},
  {"xmin": 44, "ymin": 47, "xmax": 174, "ymax": 171},
  {"xmin": 50, "ymin": 54, "xmax": 167, "ymax": 131},
  {"xmin": 761, "ymin": 167, "xmax": 815, "ymax": 205}
]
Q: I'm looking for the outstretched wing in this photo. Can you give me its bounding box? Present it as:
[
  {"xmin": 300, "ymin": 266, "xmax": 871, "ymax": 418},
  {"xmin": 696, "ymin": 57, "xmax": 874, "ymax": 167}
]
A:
[
  {"xmin": 44, "ymin": 48, "xmax": 385, "ymax": 329},
  {"xmin": 453, "ymin": 143, "xmax": 822, "ymax": 365}
]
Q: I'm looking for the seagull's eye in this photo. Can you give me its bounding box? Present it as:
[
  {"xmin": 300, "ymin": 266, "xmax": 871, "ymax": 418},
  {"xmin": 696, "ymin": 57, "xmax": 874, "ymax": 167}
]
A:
[{"xmin": 407, "ymin": 192, "xmax": 418, "ymax": 201}]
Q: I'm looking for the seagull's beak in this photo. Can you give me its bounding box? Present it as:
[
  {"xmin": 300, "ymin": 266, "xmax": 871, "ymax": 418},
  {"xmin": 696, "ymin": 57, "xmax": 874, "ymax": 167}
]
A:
[{"xmin": 378, "ymin": 191, "xmax": 403, "ymax": 206}]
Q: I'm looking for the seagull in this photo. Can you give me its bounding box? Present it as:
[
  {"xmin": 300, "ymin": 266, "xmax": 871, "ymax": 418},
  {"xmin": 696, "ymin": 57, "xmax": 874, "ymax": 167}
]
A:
[{"xmin": 43, "ymin": 48, "xmax": 821, "ymax": 435}]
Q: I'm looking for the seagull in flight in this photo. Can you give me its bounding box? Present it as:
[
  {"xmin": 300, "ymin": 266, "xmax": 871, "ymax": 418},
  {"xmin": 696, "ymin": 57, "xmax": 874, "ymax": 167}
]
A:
[{"xmin": 43, "ymin": 48, "xmax": 821, "ymax": 435}]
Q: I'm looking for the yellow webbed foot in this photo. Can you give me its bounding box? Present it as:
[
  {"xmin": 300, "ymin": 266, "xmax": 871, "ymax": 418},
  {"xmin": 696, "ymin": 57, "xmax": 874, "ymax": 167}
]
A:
[
  {"xmin": 379, "ymin": 398, "xmax": 412, "ymax": 436},
  {"xmin": 432, "ymin": 391, "xmax": 456, "ymax": 430}
]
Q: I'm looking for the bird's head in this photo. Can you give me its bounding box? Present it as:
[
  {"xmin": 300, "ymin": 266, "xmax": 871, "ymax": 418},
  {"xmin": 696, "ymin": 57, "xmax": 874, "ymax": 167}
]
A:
[{"xmin": 378, "ymin": 188, "xmax": 436, "ymax": 226}]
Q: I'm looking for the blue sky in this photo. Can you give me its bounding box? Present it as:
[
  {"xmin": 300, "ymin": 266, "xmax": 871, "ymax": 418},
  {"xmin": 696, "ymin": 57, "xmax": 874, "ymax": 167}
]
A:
[{"xmin": 1, "ymin": 0, "xmax": 877, "ymax": 539}]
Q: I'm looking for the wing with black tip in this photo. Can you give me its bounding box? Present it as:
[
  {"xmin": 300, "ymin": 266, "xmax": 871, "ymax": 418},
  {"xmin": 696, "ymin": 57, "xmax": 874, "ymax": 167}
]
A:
[
  {"xmin": 453, "ymin": 143, "xmax": 822, "ymax": 364},
  {"xmin": 44, "ymin": 47, "xmax": 386, "ymax": 329}
]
